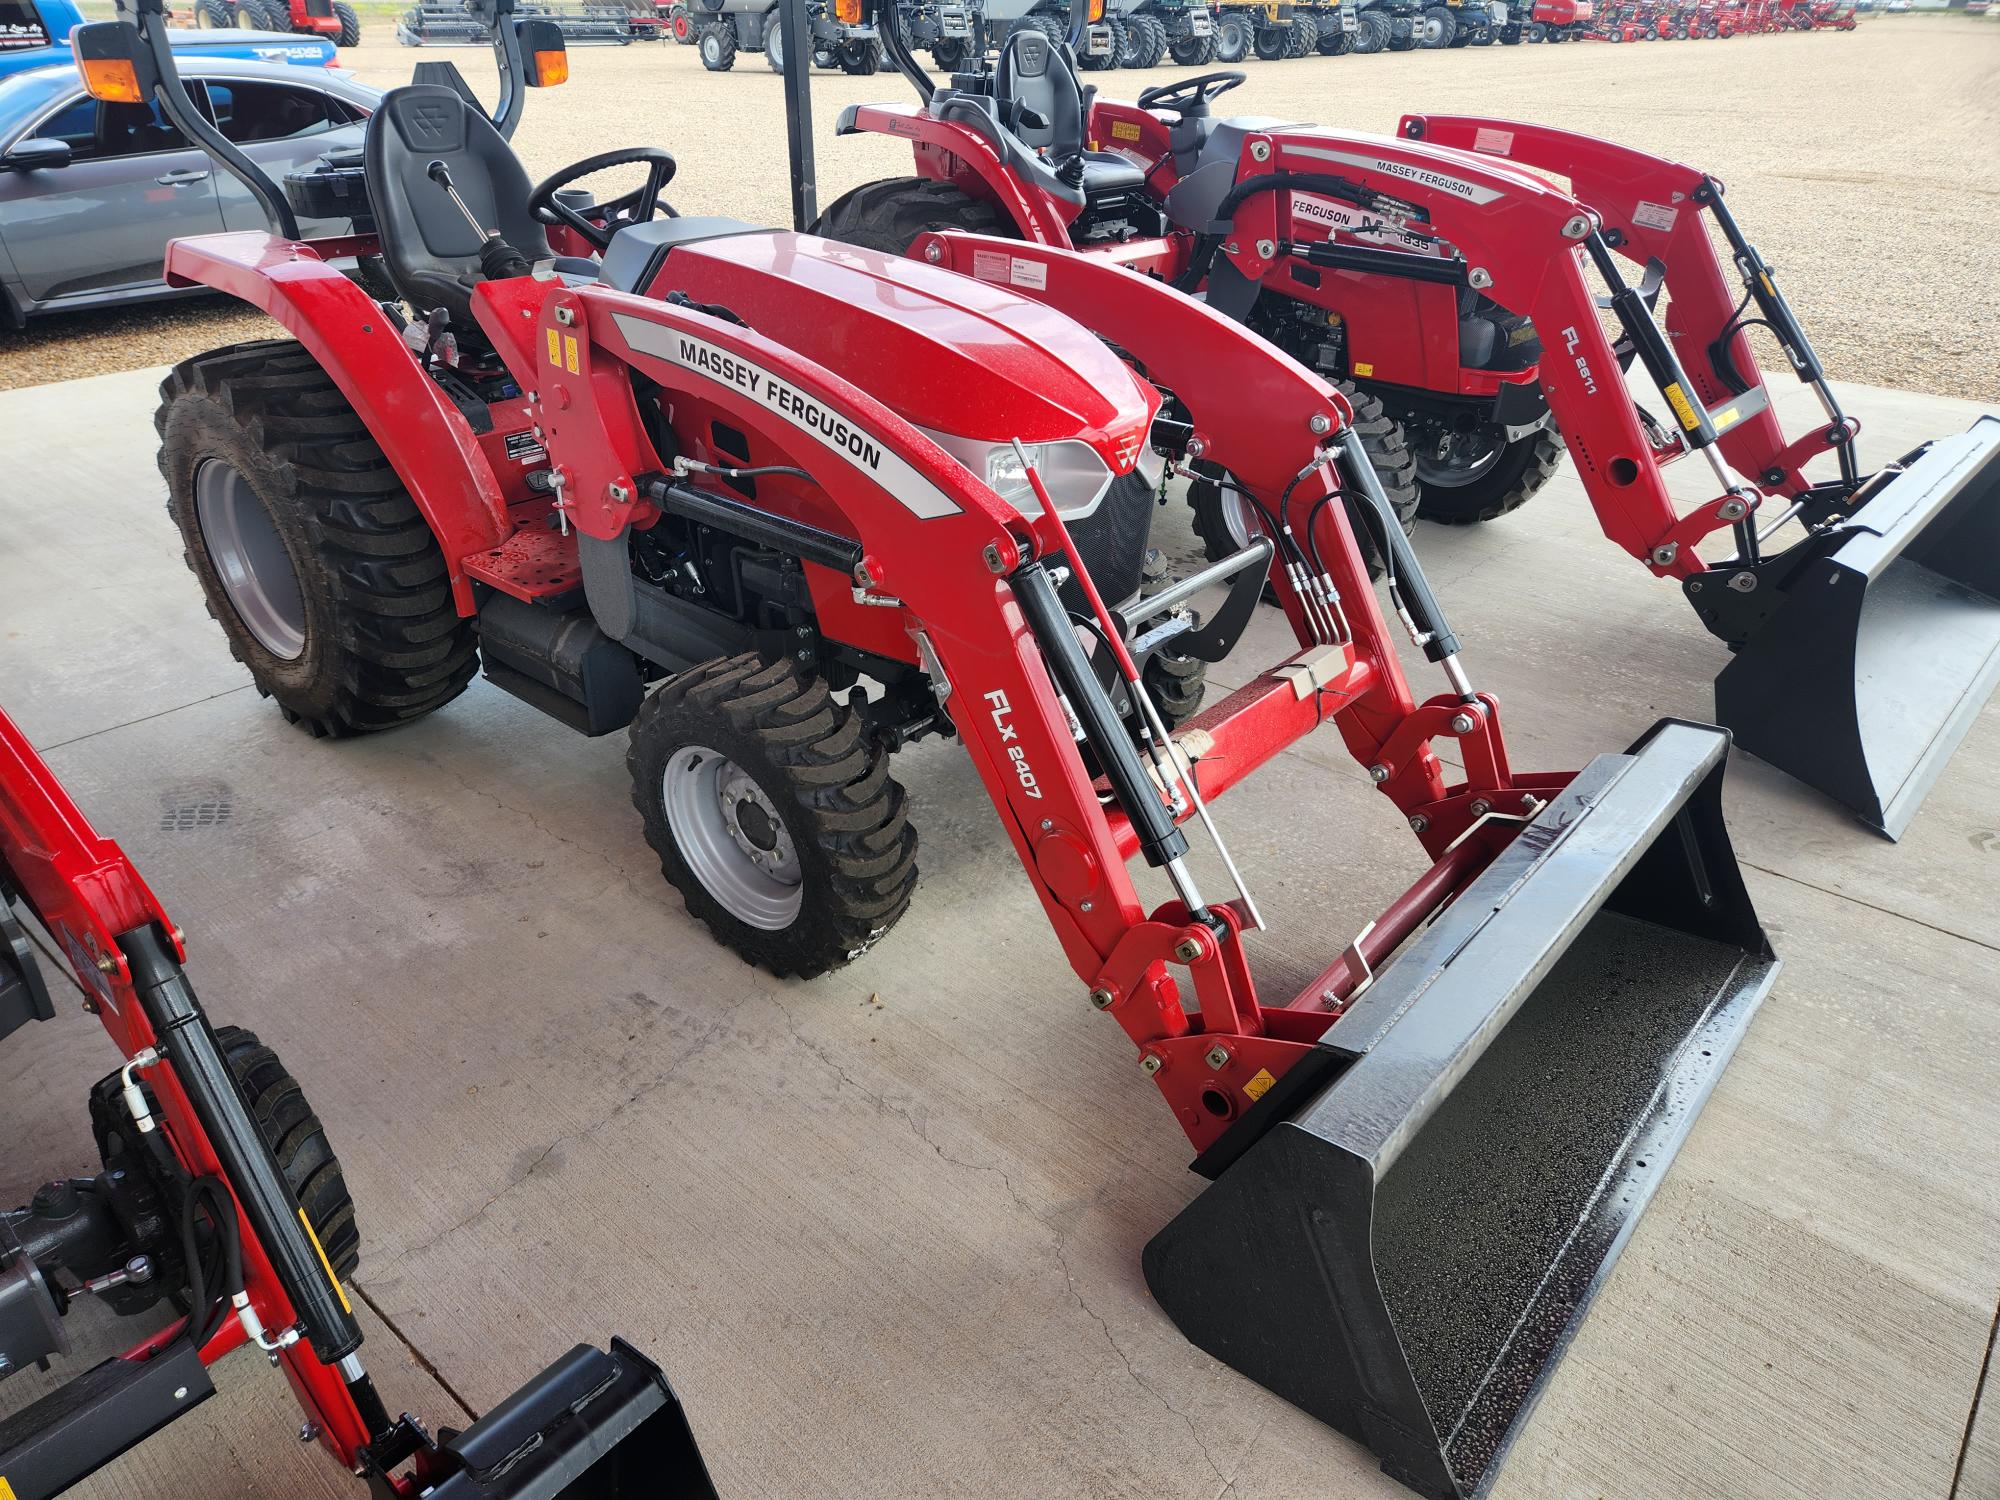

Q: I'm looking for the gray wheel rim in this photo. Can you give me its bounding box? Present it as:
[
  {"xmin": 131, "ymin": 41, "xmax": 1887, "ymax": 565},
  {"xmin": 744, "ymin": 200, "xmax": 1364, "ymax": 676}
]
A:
[
  {"xmin": 663, "ymin": 744, "xmax": 803, "ymax": 931},
  {"xmin": 1219, "ymin": 487, "xmax": 1256, "ymax": 550},
  {"xmin": 1414, "ymin": 426, "xmax": 1505, "ymax": 489},
  {"xmin": 194, "ymin": 459, "xmax": 307, "ymax": 660}
]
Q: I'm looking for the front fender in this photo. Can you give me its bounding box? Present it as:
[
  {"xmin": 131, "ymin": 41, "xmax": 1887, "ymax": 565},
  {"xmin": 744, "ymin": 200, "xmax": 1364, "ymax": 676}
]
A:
[{"xmin": 164, "ymin": 232, "xmax": 509, "ymax": 614}]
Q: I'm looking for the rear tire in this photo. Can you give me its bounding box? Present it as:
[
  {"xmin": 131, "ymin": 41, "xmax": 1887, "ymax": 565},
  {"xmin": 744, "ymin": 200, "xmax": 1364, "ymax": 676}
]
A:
[
  {"xmin": 1419, "ymin": 4, "xmax": 1456, "ymax": 43},
  {"xmin": 812, "ymin": 176, "xmax": 1010, "ymax": 255},
  {"xmin": 157, "ymin": 340, "xmax": 477, "ymax": 738},
  {"xmin": 1212, "ymin": 12, "xmax": 1250, "ymax": 57},
  {"xmin": 1188, "ymin": 381, "xmax": 1417, "ymax": 582},
  {"xmin": 195, "ymin": 0, "xmax": 231, "ymax": 25},
  {"xmin": 764, "ymin": 11, "xmax": 785, "ymax": 70},
  {"xmin": 235, "ymin": 0, "xmax": 275, "ymax": 27},
  {"xmin": 333, "ymin": 0, "xmax": 360, "ymax": 43},
  {"xmin": 931, "ymin": 35, "xmax": 970, "ymax": 67},
  {"xmin": 698, "ymin": 22, "xmax": 737, "ymax": 67},
  {"xmin": 1316, "ymin": 21, "xmax": 1352, "ymax": 51},
  {"xmin": 1136, "ymin": 14, "xmax": 1170, "ymax": 61},
  {"xmin": 629, "ymin": 654, "xmax": 919, "ymax": 979},
  {"xmin": 840, "ymin": 37, "xmax": 881, "ymax": 72},
  {"xmin": 1251, "ymin": 20, "xmax": 1288, "ymax": 55},
  {"xmin": 1350, "ymin": 9, "xmax": 1389, "ymax": 47}
]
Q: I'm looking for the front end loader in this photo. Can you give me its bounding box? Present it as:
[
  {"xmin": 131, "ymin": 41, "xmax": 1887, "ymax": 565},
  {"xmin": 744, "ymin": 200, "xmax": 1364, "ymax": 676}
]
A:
[
  {"xmin": 94, "ymin": 0, "xmax": 1780, "ymax": 1493},
  {"xmin": 818, "ymin": 36, "xmax": 2000, "ymax": 838},
  {"xmin": 0, "ymin": 706, "xmax": 717, "ymax": 1500}
]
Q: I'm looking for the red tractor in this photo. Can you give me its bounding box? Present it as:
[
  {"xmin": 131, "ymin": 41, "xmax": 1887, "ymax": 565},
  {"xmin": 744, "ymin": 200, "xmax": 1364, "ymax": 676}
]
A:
[
  {"xmin": 817, "ymin": 16, "xmax": 2000, "ymax": 837},
  {"xmin": 69, "ymin": 1, "xmax": 1787, "ymax": 1496},
  {"xmin": 191, "ymin": 0, "xmax": 360, "ymax": 46},
  {"xmin": 0, "ymin": 694, "xmax": 717, "ymax": 1498}
]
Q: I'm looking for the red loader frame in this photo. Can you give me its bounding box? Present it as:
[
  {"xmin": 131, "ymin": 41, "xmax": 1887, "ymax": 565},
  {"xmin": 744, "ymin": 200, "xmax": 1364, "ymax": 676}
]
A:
[
  {"xmin": 835, "ymin": 58, "xmax": 2000, "ymax": 834},
  {"xmin": 86, "ymin": 2, "xmax": 1785, "ymax": 1492},
  {"xmin": 0, "ymin": 717, "xmax": 713, "ymax": 1498}
]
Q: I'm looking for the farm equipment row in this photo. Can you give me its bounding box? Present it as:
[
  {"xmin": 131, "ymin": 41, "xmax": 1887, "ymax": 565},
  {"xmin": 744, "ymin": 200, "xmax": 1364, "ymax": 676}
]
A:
[
  {"xmin": 1588, "ymin": 0, "xmax": 1855, "ymax": 37},
  {"xmin": 23, "ymin": 0, "xmax": 1987, "ymax": 1495}
]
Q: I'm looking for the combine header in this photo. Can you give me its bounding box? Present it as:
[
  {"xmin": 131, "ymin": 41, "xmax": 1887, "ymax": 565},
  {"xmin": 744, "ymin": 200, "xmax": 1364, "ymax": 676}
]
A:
[{"xmin": 75, "ymin": 0, "xmax": 1785, "ymax": 1494}]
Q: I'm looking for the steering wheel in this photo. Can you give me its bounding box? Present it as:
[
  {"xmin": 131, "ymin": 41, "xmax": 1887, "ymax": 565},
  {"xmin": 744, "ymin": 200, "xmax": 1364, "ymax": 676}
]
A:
[
  {"xmin": 1136, "ymin": 71, "xmax": 1246, "ymax": 119},
  {"xmin": 528, "ymin": 147, "xmax": 679, "ymax": 253}
]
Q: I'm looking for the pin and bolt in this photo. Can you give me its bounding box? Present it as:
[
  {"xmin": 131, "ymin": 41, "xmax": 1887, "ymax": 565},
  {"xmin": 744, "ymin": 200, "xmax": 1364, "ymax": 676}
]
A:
[{"xmin": 1204, "ymin": 1045, "xmax": 1231, "ymax": 1070}]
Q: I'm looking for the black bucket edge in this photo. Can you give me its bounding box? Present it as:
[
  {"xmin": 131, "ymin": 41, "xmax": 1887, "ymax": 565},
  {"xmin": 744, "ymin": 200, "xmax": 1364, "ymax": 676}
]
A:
[
  {"xmin": 1142, "ymin": 719, "xmax": 1780, "ymax": 1500},
  {"xmin": 430, "ymin": 1337, "xmax": 719, "ymax": 1499},
  {"xmin": 1717, "ymin": 413, "xmax": 2000, "ymax": 839}
]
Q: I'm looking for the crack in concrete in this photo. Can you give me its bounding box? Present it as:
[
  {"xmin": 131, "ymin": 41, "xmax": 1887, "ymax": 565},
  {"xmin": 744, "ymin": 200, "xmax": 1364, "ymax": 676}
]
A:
[
  {"xmin": 771, "ymin": 996, "xmax": 1231, "ymax": 1491},
  {"xmin": 1743, "ymin": 858, "xmax": 2000, "ymax": 956},
  {"xmin": 363, "ymin": 988, "xmax": 752, "ymax": 1277}
]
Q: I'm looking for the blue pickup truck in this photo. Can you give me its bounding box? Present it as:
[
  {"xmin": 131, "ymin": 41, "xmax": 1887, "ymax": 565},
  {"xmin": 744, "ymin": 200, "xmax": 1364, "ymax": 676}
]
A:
[{"xmin": 0, "ymin": 0, "xmax": 337, "ymax": 79}]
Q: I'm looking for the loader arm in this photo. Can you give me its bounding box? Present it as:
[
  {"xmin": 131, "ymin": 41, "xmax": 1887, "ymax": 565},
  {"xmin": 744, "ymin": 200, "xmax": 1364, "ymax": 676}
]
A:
[
  {"xmin": 1400, "ymin": 114, "xmax": 1861, "ymax": 499},
  {"xmin": 1209, "ymin": 128, "xmax": 1766, "ymax": 579},
  {"xmin": 479, "ymin": 266, "xmax": 1590, "ymax": 1154}
]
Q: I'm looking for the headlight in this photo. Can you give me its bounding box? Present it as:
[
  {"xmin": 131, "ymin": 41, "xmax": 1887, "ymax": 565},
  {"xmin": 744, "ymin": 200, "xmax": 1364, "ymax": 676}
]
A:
[{"xmin": 918, "ymin": 429, "xmax": 1118, "ymax": 519}]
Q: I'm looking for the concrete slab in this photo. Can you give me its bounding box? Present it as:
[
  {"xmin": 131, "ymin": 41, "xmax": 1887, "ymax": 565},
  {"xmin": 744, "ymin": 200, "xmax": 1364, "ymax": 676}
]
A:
[{"xmin": 2, "ymin": 364, "xmax": 1997, "ymax": 1500}]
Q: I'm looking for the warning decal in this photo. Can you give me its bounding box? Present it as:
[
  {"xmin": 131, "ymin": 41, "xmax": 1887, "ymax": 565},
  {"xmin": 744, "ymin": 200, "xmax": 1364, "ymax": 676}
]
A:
[{"xmin": 1244, "ymin": 1067, "xmax": 1278, "ymax": 1103}]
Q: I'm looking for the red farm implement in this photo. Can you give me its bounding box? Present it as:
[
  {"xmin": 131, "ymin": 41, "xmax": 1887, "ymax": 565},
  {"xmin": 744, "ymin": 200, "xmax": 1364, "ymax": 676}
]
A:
[
  {"xmin": 65, "ymin": 0, "xmax": 1785, "ymax": 1494},
  {"xmin": 0, "ymin": 701, "xmax": 717, "ymax": 1500},
  {"xmin": 819, "ymin": 21, "xmax": 2000, "ymax": 837}
]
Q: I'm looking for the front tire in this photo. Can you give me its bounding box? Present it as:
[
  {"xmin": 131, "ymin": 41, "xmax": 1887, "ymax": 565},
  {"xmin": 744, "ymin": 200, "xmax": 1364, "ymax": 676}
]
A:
[
  {"xmin": 194, "ymin": 0, "xmax": 230, "ymax": 26},
  {"xmin": 812, "ymin": 176, "xmax": 1009, "ymax": 255},
  {"xmin": 1251, "ymin": 20, "xmax": 1288, "ymax": 56},
  {"xmin": 1351, "ymin": 9, "xmax": 1390, "ymax": 48},
  {"xmin": 1212, "ymin": 12, "xmax": 1250, "ymax": 58},
  {"xmin": 218, "ymin": 1027, "xmax": 362, "ymax": 1278},
  {"xmin": 1170, "ymin": 26, "xmax": 1217, "ymax": 59},
  {"xmin": 698, "ymin": 22, "xmax": 737, "ymax": 67},
  {"xmin": 764, "ymin": 11, "xmax": 785, "ymax": 70},
  {"xmin": 931, "ymin": 35, "xmax": 970, "ymax": 67},
  {"xmin": 333, "ymin": 0, "xmax": 360, "ymax": 43},
  {"xmin": 1410, "ymin": 423, "xmax": 1565, "ymax": 525},
  {"xmin": 1188, "ymin": 381, "xmax": 1418, "ymax": 581},
  {"xmin": 630, "ymin": 654, "xmax": 919, "ymax": 979},
  {"xmin": 157, "ymin": 340, "xmax": 477, "ymax": 738},
  {"xmin": 1419, "ymin": 4, "xmax": 1457, "ymax": 44}
]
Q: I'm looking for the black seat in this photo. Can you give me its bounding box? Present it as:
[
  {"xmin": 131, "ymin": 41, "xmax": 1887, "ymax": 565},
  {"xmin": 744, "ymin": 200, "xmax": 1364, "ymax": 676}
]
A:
[
  {"xmin": 364, "ymin": 84, "xmax": 579, "ymax": 327},
  {"xmin": 992, "ymin": 31, "xmax": 1146, "ymax": 197}
]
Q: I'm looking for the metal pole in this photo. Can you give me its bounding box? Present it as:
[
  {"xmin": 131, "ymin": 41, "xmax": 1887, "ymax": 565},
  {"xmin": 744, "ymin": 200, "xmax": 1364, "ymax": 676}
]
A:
[{"xmin": 781, "ymin": 0, "xmax": 816, "ymax": 231}]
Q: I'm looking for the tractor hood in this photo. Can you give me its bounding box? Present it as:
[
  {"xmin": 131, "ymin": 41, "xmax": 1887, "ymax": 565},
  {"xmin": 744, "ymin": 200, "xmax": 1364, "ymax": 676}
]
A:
[{"xmin": 656, "ymin": 231, "xmax": 1161, "ymax": 485}]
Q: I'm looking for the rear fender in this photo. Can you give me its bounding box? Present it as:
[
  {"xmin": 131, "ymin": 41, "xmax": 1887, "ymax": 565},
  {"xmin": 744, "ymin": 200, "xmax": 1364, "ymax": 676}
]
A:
[
  {"xmin": 1401, "ymin": 116, "xmax": 1815, "ymax": 491},
  {"xmin": 164, "ymin": 234, "xmax": 510, "ymax": 614},
  {"xmin": 836, "ymin": 102, "xmax": 1080, "ymax": 244}
]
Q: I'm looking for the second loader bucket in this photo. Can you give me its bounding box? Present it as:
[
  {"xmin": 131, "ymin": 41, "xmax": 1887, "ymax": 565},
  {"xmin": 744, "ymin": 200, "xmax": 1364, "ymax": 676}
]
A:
[
  {"xmin": 1711, "ymin": 414, "xmax": 2000, "ymax": 839},
  {"xmin": 1142, "ymin": 720, "xmax": 1778, "ymax": 1500},
  {"xmin": 426, "ymin": 1339, "xmax": 719, "ymax": 1499}
]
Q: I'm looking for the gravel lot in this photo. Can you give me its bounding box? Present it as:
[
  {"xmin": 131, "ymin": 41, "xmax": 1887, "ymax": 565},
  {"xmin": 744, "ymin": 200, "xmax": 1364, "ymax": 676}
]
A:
[{"xmin": 4, "ymin": 17, "xmax": 1996, "ymax": 396}]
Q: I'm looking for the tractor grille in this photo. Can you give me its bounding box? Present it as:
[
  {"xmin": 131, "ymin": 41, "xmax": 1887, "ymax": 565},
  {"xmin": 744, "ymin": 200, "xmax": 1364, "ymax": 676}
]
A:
[
  {"xmin": 304, "ymin": 0, "xmax": 334, "ymax": 17},
  {"xmin": 1061, "ymin": 470, "xmax": 1154, "ymax": 613}
]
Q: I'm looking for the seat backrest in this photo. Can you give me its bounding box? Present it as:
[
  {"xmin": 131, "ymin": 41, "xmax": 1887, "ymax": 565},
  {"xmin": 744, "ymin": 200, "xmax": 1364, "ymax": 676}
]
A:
[
  {"xmin": 993, "ymin": 29, "xmax": 1084, "ymax": 160},
  {"xmin": 363, "ymin": 84, "xmax": 553, "ymax": 327}
]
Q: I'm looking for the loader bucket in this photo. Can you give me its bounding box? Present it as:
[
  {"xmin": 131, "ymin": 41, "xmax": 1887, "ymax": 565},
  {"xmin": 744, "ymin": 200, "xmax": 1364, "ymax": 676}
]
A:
[
  {"xmin": 1142, "ymin": 720, "xmax": 1777, "ymax": 1500},
  {"xmin": 427, "ymin": 1338, "xmax": 719, "ymax": 1498},
  {"xmin": 1712, "ymin": 415, "xmax": 2000, "ymax": 839}
]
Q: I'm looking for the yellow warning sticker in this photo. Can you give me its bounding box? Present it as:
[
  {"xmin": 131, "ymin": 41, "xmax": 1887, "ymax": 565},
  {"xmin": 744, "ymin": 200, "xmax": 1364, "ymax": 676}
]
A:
[
  {"xmin": 563, "ymin": 333, "xmax": 580, "ymax": 375},
  {"xmin": 300, "ymin": 1209, "xmax": 353, "ymax": 1316},
  {"xmin": 545, "ymin": 327, "xmax": 561, "ymax": 366},
  {"xmin": 1663, "ymin": 381, "xmax": 1699, "ymax": 431},
  {"xmin": 1111, "ymin": 119, "xmax": 1142, "ymax": 142},
  {"xmin": 2, "ymin": 1476, "xmax": 17, "ymax": 1500},
  {"xmin": 1713, "ymin": 404, "xmax": 1741, "ymax": 432},
  {"xmin": 1244, "ymin": 1067, "xmax": 1277, "ymax": 1103},
  {"xmin": 1352, "ymin": 361, "xmax": 1374, "ymax": 378}
]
